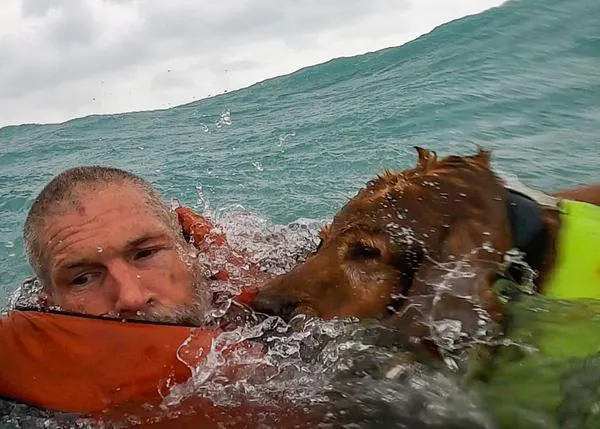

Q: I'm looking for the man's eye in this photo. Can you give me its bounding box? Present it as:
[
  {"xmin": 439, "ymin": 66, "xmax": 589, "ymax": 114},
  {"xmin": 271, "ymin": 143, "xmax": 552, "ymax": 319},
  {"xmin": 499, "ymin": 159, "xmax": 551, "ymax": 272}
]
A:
[
  {"xmin": 134, "ymin": 248, "xmax": 158, "ymax": 260},
  {"xmin": 71, "ymin": 273, "xmax": 93, "ymax": 286}
]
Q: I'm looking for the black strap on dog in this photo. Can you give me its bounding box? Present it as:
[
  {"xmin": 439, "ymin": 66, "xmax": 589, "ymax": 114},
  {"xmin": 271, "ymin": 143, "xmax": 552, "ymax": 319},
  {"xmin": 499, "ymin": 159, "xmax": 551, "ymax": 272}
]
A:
[{"xmin": 504, "ymin": 189, "xmax": 549, "ymax": 283}]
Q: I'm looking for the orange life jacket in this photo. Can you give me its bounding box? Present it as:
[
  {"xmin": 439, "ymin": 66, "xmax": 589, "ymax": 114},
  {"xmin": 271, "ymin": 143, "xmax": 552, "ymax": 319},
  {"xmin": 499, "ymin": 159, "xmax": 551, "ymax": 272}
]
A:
[
  {"xmin": 0, "ymin": 310, "xmax": 319, "ymax": 428},
  {"xmin": 175, "ymin": 206, "xmax": 262, "ymax": 304},
  {"xmin": 0, "ymin": 309, "xmax": 213, "ymax": 413}
]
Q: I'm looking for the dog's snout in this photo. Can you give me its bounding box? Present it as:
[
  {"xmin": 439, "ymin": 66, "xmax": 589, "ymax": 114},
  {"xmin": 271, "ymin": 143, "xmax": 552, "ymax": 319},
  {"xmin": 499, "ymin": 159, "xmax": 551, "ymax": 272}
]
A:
[{"xmin": 252, "ymin": 291, "xmax": 299, "ymax": 319}]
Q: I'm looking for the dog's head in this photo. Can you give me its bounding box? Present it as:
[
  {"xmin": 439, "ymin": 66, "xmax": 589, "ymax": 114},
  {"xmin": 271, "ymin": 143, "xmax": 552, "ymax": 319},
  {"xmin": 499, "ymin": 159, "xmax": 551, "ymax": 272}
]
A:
[{"xmin": 253, "ymin": 148, "xmax": 511, "ymax": 343}]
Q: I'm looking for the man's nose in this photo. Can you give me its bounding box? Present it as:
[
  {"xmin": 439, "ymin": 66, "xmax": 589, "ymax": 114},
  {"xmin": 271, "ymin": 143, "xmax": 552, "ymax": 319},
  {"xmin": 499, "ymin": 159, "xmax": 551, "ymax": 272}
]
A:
[{"xmin": 109, "ymin": 261, "xmax": 152, "ymax": 316}]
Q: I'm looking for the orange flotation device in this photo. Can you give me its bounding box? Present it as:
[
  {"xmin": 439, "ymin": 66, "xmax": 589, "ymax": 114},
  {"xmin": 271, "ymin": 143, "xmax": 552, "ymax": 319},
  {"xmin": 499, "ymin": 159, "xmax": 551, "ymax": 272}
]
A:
[
  {"xmin": 0, "ymin": 207, "xmax": 284, "ymax": 426},
  {"xmin": 175, "ymin": 206, "xmax": 263, "ymax": 305},
  {"xmin": 0, "ymin": 311, "xmax": 318, "ymax": 428},
  {"xmin": 0, "ymin": 309, "xmax": 214, "ymax": 413}
]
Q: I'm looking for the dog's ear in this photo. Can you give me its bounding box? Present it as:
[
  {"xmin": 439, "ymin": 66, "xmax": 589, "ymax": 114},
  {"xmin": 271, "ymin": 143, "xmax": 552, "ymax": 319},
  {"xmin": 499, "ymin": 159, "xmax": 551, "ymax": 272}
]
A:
[
  {"xmin": 314, "ymin": 224, "xmax": 332, "ymax": 252},
  {"xmin": 472, "ymin": 146, "xmax": 492, "ymax": 167},
  {"xmin": 319, "ymin": 224, "xmax": 332, "ymax": 242},
  {"xmin": 414, "ymin": 146, "xmax": 437, "ymax": 172},
  {"xmin": 391, "ymin": 221, "xmax": 504, "ymax": 346}
]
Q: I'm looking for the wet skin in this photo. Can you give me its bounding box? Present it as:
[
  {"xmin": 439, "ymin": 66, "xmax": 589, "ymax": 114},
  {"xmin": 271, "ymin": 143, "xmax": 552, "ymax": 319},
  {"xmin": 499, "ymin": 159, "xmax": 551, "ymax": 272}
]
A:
[{"xmin": 40, "ymin": 185, "xmax": 196, "ymax": 318}]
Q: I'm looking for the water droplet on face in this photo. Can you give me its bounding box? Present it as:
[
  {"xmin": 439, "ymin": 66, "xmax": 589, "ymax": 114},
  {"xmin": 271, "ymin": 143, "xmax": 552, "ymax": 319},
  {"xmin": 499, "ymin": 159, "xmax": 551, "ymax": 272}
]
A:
[
  {"xmin": 136, "ymin": 274, "xmax": 141, "ymax": 279},
  {"xmin": 97, "ymin": 247, "xmax": 103, "ymax": 253}
]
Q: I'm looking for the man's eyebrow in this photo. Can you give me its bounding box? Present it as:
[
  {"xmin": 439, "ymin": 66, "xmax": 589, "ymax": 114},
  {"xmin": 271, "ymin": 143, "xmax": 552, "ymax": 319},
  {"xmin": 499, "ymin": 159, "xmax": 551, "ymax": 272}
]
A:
[
  {"xmin": 59, "ymin": 234, "xmax": 171, "ymax": 270},
  {"xmin": 125, "ymin": 233, "xmax": 171, "ymax": 249},
  {"xmin": 64, "ymin": 259, "xmax": 98, "ymax": 270}
]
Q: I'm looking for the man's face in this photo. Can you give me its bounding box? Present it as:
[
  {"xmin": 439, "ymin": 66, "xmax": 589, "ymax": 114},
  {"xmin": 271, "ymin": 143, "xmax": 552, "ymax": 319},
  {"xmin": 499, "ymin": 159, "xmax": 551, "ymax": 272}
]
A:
[{"xmin": 39, "ymin": 184, "xmax": 206, "ymax": 321}]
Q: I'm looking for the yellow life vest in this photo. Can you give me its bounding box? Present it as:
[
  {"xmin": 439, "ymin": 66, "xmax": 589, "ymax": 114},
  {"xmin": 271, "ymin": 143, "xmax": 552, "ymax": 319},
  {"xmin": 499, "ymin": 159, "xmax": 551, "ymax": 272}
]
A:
[{"xmin": 543, "ymin": 199, "xmax": 600, "ymax": 299}]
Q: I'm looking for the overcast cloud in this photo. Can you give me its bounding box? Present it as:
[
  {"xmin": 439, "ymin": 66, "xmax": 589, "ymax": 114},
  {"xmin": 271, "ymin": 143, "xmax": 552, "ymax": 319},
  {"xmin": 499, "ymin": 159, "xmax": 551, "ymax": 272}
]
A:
[{"xmin": 0, "ymin": 0, "xmax": 505, "ymax": 127}]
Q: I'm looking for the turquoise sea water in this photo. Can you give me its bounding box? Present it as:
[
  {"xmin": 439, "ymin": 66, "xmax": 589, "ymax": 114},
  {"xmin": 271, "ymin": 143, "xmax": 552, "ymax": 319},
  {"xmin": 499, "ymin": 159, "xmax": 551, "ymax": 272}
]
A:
[
  {"xmin": 2, "ymin": 0, "xmax": 600, "ymax": 427},
  {"xmin": 1, "ymin": 0, "xmax": 599, "ymax": 306}
]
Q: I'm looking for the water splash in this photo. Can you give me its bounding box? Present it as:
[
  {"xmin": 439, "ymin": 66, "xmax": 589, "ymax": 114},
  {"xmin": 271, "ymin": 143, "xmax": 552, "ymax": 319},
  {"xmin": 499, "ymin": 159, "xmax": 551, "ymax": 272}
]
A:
[
  {"xmin": 0, "ymin": 401, "xmax": 96, "ymax": 429},
  {"xmin": 7, "ymin": 277, "xmax": 45, "ymax": 310},
  {"xmin": 215, "ymin": 109, "xmax": 232, "ymax": 128},
  {"xmin": 277, "ymin": 132, "xmax": 296, "ymax": 147},
  {"xmin": 195, "ymin": 184, "xmax": 210, "ymax": 213},
  {"xmin": 213, "ymin": 209, "xmax": 325, "ymax": 275},
  {"xmin": 252, "ymin": 161, "xmax": 264, "ymax": 172},
  {"xmin": 158, "ymin": 314, "xmax": 493, "ymax": 428}
]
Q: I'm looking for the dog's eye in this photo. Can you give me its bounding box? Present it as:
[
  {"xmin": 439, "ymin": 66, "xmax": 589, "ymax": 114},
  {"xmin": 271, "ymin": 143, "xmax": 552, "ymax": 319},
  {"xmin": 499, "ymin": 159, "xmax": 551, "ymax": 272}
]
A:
[{"xmin": 349, "ymin": 243, "xmax": 381, "ymax": 260}]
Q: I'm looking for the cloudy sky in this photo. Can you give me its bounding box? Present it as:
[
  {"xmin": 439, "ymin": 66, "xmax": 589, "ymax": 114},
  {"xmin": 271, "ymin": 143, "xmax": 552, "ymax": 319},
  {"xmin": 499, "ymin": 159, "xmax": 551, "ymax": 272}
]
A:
[{"xmin": 0, "ymin": 0, "xmax": 505, "ymax": 128}]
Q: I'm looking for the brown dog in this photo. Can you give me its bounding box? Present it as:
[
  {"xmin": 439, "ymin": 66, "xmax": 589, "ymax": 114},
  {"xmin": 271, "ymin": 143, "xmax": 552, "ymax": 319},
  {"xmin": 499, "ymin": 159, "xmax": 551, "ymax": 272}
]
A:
[{"xmin": 252, "ymin": 147, "xmax": 600, "ymax": 353}]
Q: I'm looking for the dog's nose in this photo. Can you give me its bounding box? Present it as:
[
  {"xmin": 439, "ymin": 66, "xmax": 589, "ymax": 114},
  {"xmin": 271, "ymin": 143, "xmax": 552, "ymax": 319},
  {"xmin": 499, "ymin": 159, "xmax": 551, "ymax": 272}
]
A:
[{"xmin": 252, "ymin": 291, "xmax": 299, "ymax": 320}]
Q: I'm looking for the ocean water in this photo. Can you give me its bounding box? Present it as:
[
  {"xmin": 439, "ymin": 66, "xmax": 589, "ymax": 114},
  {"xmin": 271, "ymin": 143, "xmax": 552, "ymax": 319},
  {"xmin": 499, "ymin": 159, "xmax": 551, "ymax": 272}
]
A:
[
  {"xmin": 1, "ymin": 0, "xmax": 599, "ymax": 303},
  {"xmin": 1, "ymin": 0, "xmax": 600, "ymax": 427}
]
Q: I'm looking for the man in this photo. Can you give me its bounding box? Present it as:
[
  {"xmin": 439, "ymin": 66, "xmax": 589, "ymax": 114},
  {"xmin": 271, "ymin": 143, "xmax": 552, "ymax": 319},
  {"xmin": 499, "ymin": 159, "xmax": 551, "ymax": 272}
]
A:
[
  {"xmin": 0, "ymin": 166, "xmax": 262, "ymax": 419},
  {"xmin": 21, "ymin": 166, "xmax": 212, "ymax": 324}
]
